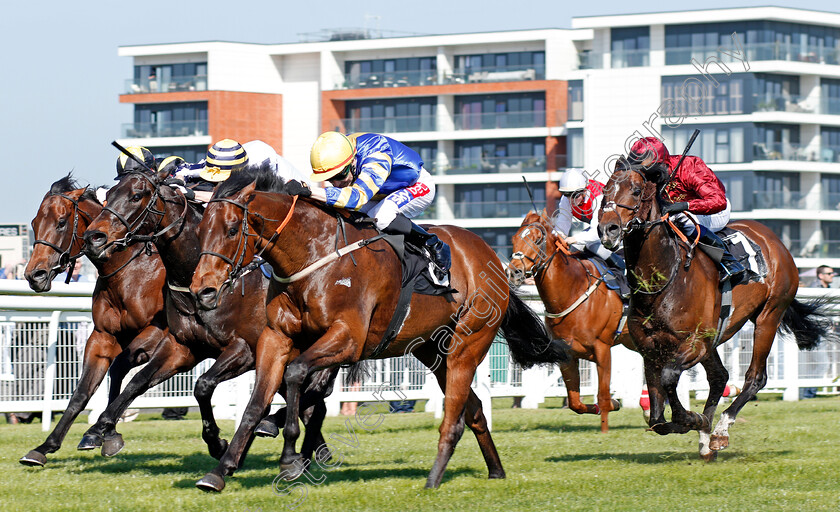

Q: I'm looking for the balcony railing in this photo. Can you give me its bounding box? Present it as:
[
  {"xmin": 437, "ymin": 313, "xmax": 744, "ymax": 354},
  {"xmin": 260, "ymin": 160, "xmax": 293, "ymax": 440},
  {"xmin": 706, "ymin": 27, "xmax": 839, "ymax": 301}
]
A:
[
  {"xmin": 454, "ymin": 200, "xmax": 540, "ymax": 219},
  {"xmin": 754, "ymin": 94, "xmax": 816, "ymax": 114},
  {"xmin": 442, "ymin": 66, "xmax": 544, "ymax": 85},
  {"xmin": 331, "ymin": 116, "xmax": 437, "ymax": 134},
  {"xmin": 667, "ymin": 43, "xmax": 840, "ymax": 66},
  {"xmin": 822, "ymin": 192, "xmax": 840, "ymax": 210},
  {"xmin": 818, "ymin": 240, "xmax": 840, "ymax": 258},
  {"xmin": 752, "ymin": 190, "xmax": 806, "ymax": 210},
  {"xmin": 753, "ymin": 142, "xmax": 814, "ymax": 162},
  {"xmin": 611, "ymin": 49, "xmax": 650, "ymax": 68},
  {"xmin": 125, "ymin": 75, "xmax": 208, "ymax": 94},
  {"xmin": 121, "ymin": 120, "xmax": 208, "ymax": 139},
  {"xmin": 578, "ymin": 52, "xmax": 603, "ymax": 70},
  {"xmin": 445, "ymin": 156, "xmax": 548, "ymax": 175},
  {"xmin": 339, "ymin": 70, "xmax": 437, "ymax": 89},
  {"xmin": 453, "ymin": 110, "xmax": 546, "ymax": 130}
]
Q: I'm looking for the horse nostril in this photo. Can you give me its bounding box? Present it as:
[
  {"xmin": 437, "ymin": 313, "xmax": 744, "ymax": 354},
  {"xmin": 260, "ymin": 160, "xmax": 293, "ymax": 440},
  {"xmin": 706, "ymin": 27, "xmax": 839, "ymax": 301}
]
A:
[
  {"xmin": 30, "ymin": 269, "xmax": 48, "ymax": 282},
  {"xmin": 606, "ymin": 224, "xmax": 620, "ymax": 237},
  {"xmin": 198, "ymin": 287, "xmax": 218, "ymax": 303},
  {"xmin": 85, "ymin": 231, "xmax": 107, "ymax": 248}
]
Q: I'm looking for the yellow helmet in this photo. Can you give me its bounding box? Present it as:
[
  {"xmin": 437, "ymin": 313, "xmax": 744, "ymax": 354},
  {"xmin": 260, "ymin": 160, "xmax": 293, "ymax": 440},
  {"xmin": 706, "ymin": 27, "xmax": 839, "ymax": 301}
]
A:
[
  {"xmin": 159, "ymin": 155, "xmax": 186, "ymax": 177},
  {"xmin": 309, "ymin": 132, "xmax": 356, "ymax": 182},
  {"xmin": 116, "ymin": 146, "xmax": 155, "ymax": 179},
  {"xmin": 200, "ymin": 139, "xmax": 248, "ymax": 182}
]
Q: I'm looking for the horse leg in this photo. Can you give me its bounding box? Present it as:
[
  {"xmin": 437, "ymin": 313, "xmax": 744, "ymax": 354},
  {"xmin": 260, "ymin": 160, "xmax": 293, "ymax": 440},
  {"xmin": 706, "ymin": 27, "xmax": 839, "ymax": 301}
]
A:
[
  {"xmin": 193, "ymin": 340, "xmax": 254, "ymax": 460},
  {"xmin": 559, "ymin": 358, "xmax": 598, "ymax": 416},
  {"xmin": 107, "ymin": 349, "xmax": 132, "ymax": 402},
  {"xmin": 594, "ymin": 342, "xmax": 620, "ymax": 433},
  {"xmin": 644, "ymin": 361, "xmax": 668, "ymax": 428},
  {"xmin": 298, "ymin": 368, "xmax": 338, "ymax": 463},
  {"xmin": 414, "ymin": 343, "xmax": 505, "ymax": 480},
  {"xmin": 711, "ymin": 309, "xmax": 780, "ymax": 451},
  {"xmin": 83, "ymin": 338, "xmax": 197, "ymax": 457},
  {"xmin": 655, "ymin": 360, "xmax": 707, "ymax": 435},
  {"xmin": 196, "ymin": 326, "xmax": 293, "ymax": 492},
  {"xmin": 20, "ymin": 331, "xmax": 121, "ymax": 466},
  {"xmin": 698, "ymin": 349, "xmax": 728, "ymax": 462}
]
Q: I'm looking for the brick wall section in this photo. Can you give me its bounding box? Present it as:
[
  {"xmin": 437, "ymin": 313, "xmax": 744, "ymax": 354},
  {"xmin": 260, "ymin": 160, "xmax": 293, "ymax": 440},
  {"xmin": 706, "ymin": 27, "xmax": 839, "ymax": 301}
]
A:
[{"xmin": 120, "ymin": 91, "xmax": 284, "ymax": 154}]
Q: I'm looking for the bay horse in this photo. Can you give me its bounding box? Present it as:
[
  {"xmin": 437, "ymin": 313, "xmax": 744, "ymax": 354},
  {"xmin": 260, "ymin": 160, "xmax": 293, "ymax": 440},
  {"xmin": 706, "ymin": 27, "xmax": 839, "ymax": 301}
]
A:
[
  {"xmin": 507, "ymin": 210, "xmax": 635, "ymax": 432},
  {"xmin": 20, "ymin": 176, "xmax": 171, "ymax": 466},
  {"xmin": 82, "ymin": 167, "xmax": 335, "ymax": 464},
  {"xmin": 598, "ymin": 161, "xmax": 829, "ymax": 460},
  {"xmin": 189, "ymin": 169, "xmax": 569, "ymax": 491}
]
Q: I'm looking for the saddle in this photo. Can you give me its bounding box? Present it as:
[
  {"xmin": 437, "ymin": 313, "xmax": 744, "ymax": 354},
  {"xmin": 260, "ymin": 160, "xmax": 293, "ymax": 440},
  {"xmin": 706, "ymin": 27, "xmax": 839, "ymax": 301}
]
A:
[{"xmin": 697, "ymin": 227, "xmax": 767, "ymax": 287}]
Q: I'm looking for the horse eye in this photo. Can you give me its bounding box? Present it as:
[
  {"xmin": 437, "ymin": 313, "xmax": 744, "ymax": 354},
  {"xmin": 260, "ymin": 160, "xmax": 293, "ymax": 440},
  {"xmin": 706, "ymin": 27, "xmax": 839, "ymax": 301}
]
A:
[
  {"xmin": 57, "ymin": 218, "xmax": 67, "ymax": 229},
  {"xmin": 227, "ymin": 226, "xmax": 238, "ymax": 237},
  {"xmin": 632, "ymin": 187, "xmax": 642, "ymax": 197},
  {"xmin": 131, "ymin": 193, "xmax": 142, "ymax": 202}
]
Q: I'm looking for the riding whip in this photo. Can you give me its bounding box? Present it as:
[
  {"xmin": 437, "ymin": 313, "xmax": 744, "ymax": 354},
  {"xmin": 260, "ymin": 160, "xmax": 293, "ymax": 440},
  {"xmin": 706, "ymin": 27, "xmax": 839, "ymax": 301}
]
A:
[
  {"xmin": 521, "ymin": 176, "xmax": 540, "ymax": 213},
  {"xmin": 667, "ymin": 128, "xmax": 700, "ymax": 183}
]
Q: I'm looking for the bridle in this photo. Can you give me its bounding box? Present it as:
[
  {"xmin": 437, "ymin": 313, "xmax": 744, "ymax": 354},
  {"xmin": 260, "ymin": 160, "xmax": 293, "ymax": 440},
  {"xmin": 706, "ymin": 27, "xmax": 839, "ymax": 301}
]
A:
[
  {"xmin": 33, "ymin": 192, "xmax": 93, "ymax": 283},
  {"xmin": 97, "ymin": 171, "xmax": 189, "ymax": 252},
  {"xmin": 510, "ymin": 223, "xmax": 556, "ymax": 279}
]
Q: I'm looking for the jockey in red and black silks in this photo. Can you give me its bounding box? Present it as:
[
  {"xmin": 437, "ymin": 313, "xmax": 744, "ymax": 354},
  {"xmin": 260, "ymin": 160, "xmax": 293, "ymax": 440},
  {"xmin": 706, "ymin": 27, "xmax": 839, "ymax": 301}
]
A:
[{"xmin": 628, "ymin": 136, "xmax": 745, "ymax": 282}]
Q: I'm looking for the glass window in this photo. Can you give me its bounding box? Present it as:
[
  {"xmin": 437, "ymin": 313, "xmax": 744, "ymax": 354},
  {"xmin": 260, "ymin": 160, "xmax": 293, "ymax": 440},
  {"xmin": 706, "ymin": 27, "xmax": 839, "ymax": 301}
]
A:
[
  {"xmin": 454, "ymin": 93, "xmax": 545, "ymax": 130},
  {"xmin": 132, "ymin": 62, "xmax": 207, "ymax": 93},
  {"xmin": 149, "ymin": 145, "xmax": 207, "ymax": 164},
  {"xmin": 612, "ymin": 26, "xmax": 650, "ymax": 67},
  {"xmin": 345, "ymin": 97, "xmax": 436, "ymax": 133},
  {"xmin": 344, "ymin": 57, "xmax": 436, "ymax": 88},
  {"xmin": 568, "ymin": 80, "xmax": 583, "ymax": 121},
  {"xmin": 661, "ymin": 74, "xmax": 747, "ymax": 116},
  {"xmin": 661, "ymin": 124, "xmax": 746, "ymax": 164},
  {"xmin": 453, "ymin": 51, "xmax": 546, "ymax": 80},
  {"xmin": 454, "ymin": 183, "xmax": 546, "ymax": 219},
  {"xmin": 451, "ymin": 138, "xmax": 546, "ymax": 174},
  {"xmin": 130, "ymin": 102, "xmax": 208, "ymax": 138},
  {"xmin": 568, "ymin": 129, "xmax": 584, "ymax": 168}
]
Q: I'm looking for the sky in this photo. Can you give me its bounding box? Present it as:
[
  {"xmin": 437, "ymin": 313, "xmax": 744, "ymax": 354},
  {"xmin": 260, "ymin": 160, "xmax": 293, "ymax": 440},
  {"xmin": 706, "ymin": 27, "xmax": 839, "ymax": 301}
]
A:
[{"xmin": 3, "ymin": 0, "xmax": 840, "ymax": 223}]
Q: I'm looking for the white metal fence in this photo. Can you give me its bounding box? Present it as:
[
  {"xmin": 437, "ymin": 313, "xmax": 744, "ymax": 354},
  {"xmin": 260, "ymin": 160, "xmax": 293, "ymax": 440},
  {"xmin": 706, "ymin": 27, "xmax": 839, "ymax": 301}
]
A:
[{"xmin": 0, "ymin": 281, "xmax": 838, "ymax": 432}]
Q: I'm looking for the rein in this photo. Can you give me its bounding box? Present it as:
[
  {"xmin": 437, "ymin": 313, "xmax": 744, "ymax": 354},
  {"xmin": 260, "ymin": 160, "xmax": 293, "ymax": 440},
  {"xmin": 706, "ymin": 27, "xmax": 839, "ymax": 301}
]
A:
[{"xmin": 33, "ymin": 192, "xmax": 94, "ymax": 284}]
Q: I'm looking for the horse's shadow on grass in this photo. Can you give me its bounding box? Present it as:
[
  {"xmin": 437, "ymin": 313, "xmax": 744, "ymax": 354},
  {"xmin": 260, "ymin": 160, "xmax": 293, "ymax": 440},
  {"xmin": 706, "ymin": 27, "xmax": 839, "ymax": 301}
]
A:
[
  {"xmin": 49, "ymin": 451, "xmax": 275, "ymax": 476},
  {"xmin": 495, "ymin": 422, "xmax": 641, "ymax": 434},
  {"xmin": 545, "ymin": 448, "xmax": 794, "ymax": 464}
]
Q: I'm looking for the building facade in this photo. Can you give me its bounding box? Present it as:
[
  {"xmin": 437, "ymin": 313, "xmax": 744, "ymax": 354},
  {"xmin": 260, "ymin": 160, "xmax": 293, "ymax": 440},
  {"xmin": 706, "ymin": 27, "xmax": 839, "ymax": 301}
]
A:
[{"xmin": 118, "ymin": 6, "xmax": 840, "ymax": 268}]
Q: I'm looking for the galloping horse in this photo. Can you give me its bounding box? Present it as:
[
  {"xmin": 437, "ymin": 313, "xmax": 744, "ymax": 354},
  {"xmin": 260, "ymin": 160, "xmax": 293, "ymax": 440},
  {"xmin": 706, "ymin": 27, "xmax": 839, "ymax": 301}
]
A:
[
  {"xmin": 20, "ymin": 176, "xmax": 171, "ymax": 466},
  {"xmin": 82, "ymin": 167, "xmax": 335, "ymax": 463},
  {"xmin": 508, "ymin": 211, "xmax": 635, "ymax": 432},
  {"xmin": 189, "ymin": 169, "xmax": 569, "ymax": 491},
  {"xmin": 599, "ymin": 161, "xmax": 829, "ymax": 460}
]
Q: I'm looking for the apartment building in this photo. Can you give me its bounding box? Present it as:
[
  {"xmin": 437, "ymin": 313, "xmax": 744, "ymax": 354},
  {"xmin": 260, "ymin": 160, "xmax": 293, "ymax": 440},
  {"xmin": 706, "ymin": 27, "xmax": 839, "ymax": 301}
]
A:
[{"xmin": 118, "ymin": 6, "xmax": 840, "ymax": 267}]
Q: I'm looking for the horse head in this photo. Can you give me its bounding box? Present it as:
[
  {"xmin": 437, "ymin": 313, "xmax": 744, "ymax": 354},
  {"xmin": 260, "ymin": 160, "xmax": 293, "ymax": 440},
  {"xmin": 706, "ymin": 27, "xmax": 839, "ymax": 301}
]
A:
[
  {"xmin": 83, "ymin": 167, "xmax": 176, "ymax": 262},
  {"xmin": 507, "ymin": 210, "xmax": 555, "ymax": 284},
  {"xmin": 191, "ymin": 168, "xmax": 289, "ymax": 310},
  {"xmin": 599, "ymin": 158, "xmax": 664, "ymax": 251},
  {"xmin": 26, "ymin": 176, "xmax": 101, "ymax": 292}
]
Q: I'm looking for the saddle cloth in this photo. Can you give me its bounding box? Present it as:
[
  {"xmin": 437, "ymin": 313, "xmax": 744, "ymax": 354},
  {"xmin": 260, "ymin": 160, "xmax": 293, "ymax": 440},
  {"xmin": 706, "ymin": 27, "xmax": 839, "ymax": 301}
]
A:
[{"xmin": 718, "ymin": 227, "xmax": 768, "ymax": 281}]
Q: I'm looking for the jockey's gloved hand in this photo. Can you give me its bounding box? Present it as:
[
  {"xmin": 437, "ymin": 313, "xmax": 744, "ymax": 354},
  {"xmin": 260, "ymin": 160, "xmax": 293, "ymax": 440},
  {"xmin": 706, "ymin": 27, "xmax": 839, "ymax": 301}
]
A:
[
  {"xmin": 284, "ymin": 180, "xmax": 311, "ymax": 197},
  {"xmin": 661, "ymin": 201, "xmax": 689, "ymax": 216}
]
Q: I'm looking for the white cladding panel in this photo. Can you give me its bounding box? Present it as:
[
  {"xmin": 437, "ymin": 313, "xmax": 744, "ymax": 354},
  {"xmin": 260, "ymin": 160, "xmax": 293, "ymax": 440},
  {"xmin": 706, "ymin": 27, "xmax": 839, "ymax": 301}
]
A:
[
  {"xmin": 280, "ymin": 53, "xmax": 322, "ymax": 170},
  {"xmin": 207, "ymin": 48, "xmax": 282, "ymax": 93}
]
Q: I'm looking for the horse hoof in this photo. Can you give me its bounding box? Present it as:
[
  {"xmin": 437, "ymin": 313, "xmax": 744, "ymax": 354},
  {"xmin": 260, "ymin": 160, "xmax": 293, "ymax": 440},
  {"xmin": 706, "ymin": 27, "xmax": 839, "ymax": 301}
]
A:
[
  {"xmin": 19, "ymin": 450, "xmax": 47, "ymax": 467},
  {"xmin": 647, "ymin": 422, "xmax": 671, "ymax": 435},
  {"xmin": 610, "ymin": 399, "xmax": 622, "ymax": 412},
  {"xmin": 700, "ymin": 450, "xmax": 718, "ymax": 463},
  {"xmin": 488, "ymin": 469, "xmax": 506, "ymax": 479},
  {"xmin": 279, "ymin": 458, "xmax": 305, "ymax": 481},
  {"xmin": 254, "ymin": 420, "xmax": 279, "ymax": 438},
  {"xmin": 209, "ymin": 438, "xmax": 229, "ymax": 460},
  {"xmin": 101, "ymin": 433, "xmax": 125, "ymax": 457},
  {"xmin": 196, "ymin": 473, "xmax": 226, "ymax": 492},
  {"xmin": 709, "ymin": 434, "xmax": 729, "ymax": 451},
  {"xmin": 77, "ymin": 433, "xmax": 103, "ymax": 451}
]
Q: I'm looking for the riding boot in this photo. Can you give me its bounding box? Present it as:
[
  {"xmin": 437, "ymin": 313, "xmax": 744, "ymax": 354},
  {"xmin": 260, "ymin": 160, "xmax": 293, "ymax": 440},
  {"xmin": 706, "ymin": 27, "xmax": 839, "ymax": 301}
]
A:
[
  {"xmin": 406, "ymin": 223, "xmax": 452, "ymax": 283},
  {"xmin": 698, "ymin": 226, "xmax": 746, "ymax": 283}
]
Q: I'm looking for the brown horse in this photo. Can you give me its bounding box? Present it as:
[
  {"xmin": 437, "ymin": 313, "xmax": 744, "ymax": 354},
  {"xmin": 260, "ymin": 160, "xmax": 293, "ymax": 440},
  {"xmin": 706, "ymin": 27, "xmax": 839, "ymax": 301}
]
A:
[
  {"xmin": 598, "ymin": 161, "xmax": 829, "ymax": 460},
  {"xmin": 189, "ymin": 169, "xmax": 568, "ymax": 491},
  {"xmin": 20, "ymin": 176, "xmax": 171, "ymax": 466},
  {"xmin": 82, "ymin": 168, "xmax": 335, "ymax": 464},
  {"xmin": 507, "ymin": 210, "xmax": 635, "ymax": 432}
]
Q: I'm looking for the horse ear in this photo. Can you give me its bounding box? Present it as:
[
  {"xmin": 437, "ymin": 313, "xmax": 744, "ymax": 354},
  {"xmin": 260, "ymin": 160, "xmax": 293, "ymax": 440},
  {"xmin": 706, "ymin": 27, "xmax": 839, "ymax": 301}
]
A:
[
  {"xmin": 238, "ymin": 180, "xmax": 258, "ymax": 203},
  {"xmin": 155, "ymin": 166, "xmax": 169, "ymax": 181}
]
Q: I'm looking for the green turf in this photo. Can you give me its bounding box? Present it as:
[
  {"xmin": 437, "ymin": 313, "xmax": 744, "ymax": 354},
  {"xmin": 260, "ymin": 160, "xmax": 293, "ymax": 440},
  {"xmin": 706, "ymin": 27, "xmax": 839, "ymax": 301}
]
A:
[{"xmin": 1, "ymin": 396, "xmax": 838, "ymax": 511}]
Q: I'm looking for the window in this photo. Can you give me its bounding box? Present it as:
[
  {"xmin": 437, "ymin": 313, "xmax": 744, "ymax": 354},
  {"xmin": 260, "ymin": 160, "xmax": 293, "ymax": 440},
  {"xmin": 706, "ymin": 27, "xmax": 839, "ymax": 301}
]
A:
[
  {"xmin": 760, "ymin": 219, "xmax": 801, "ymax": 255},
  {"xmin": 754, "ymin": 123, "xmax": 802, "ymax": 161},
  {"xmin": 454, "ymin": 51, "xmax": 545, "ymax": 81},
  {"xmin": 130, "ymin": 102, "xmax": 207, "ymax": 138},
  {"xmin": 821, "ymin": 174, "xmax": 840, "ymax": 210},
  {"xmin": 568, "ymin": 81, "xmax": 583, "ymax": 121},
  {"xmin": 661, "ymin": 74, "xmax": 745, "ymax": 116},
  {"xmin": 451, "ymin": 138, "xmax": 546, "ymax": 174},
  {"xmin": 455, "ymin": 184, "xmax": 546, "ymax": 219},
  {"xmin": 755, "ymin": 172, "xmax": 801, "ymax": 209},
  {"xmin": 568, "ymin": 129, "xmax": 584, "ymax": 168},
  {"xmin": 150, "ymin": 146, "xmax": 207, "ymax": 165},
  {"xmin": 717, "ymin": 172, "xmax": 752, "ymax": 212},
  {"xmin": 468, "ymin": 227, "xmax": 520, "ymax": 260},
  {"xmin": 406, "ymin": 142, "xmax": 438, "ymax": 172},
  {"xmin": 344, "ymin": 57, "xmax": 436, "ymax": 88},
  {"xmin": 344, "ymin": 97, "xmax": 436, "ymax": 133},
  {"xmin": 821, "ymin": 127, "xmax": 840, "ymax": 163},
  {"xmin": 454, "ymin": 93, "xmax": 545, "ymax": 130},
  {"xmin": 611, "ymin": 27, "xmax": 650, "ymax": 67},
  {"xmin": 821, "ymin": 78, "xmax": 840, "ymax": 115},
  {"xmin": 661, "ymin": 124, "xmax": 745, "ymax": 164},
  {"xmin": 132, "ymin": 62, "xmax": 207, "ymax": 93}
]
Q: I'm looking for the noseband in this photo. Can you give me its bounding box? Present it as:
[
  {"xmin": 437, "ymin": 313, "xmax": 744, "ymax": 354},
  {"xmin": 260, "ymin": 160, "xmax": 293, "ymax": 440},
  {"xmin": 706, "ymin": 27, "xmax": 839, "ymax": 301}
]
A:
[{"xmin": 34, "ymin": 192, "xmax": 93, "ymax": 282}]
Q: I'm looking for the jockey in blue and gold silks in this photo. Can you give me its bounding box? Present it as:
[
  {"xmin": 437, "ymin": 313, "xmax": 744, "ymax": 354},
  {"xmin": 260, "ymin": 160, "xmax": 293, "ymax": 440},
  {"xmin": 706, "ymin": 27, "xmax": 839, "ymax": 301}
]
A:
[{"xmin": 284, "ymin": 131, "xmax": 450, "ymax": 285}]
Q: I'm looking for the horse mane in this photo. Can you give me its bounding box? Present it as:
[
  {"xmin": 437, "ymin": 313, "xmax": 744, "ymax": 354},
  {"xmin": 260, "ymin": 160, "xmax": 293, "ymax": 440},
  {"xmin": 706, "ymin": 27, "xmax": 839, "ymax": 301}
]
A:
[
  {"xmin": 48, "ymin": 173, "xmax": 100, "ymax": 204},
  {"xmin": 213, "ymin": 163, "xmax": 287, "ymax": 199}
]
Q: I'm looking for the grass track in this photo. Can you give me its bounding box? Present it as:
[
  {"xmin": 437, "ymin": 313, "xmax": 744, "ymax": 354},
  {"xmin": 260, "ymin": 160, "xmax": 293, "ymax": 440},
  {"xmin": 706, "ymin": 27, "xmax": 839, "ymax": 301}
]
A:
[{"xmin": 1, "ymin": 397, "xmax": 838, "ymax": 511}]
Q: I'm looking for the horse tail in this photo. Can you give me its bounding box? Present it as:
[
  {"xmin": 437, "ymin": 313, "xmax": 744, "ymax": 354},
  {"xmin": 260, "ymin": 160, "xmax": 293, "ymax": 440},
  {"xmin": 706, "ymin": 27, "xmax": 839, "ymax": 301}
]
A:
[
  {"xmin": 500, "ymin": 287, "xmax": 570, "ymax": 368},
  {"xmin": 779, "ymin": 296, "xmax": 837, "ymax": 350}
]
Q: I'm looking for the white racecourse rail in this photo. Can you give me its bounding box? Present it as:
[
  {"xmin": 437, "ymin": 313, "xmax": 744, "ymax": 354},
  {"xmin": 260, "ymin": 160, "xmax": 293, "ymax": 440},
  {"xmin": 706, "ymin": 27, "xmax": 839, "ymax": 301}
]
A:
[{"xmin": 0, "ymin": 280, "xmax": 838, "ymax": 432}]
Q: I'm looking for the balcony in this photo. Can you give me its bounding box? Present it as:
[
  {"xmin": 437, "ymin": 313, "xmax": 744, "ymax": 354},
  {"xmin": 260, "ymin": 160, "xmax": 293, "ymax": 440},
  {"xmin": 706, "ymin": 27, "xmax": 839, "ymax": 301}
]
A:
[
  {"xmin": 754, "ymin": 94, "xmax": 815, "ymax": 114},
  {"xmin": 818, "ymin": 240, "xmax": 840, "ymax": 258},
  {"xmin": 442, "ymin": 66, "xmax": 544, "ymax": 85},
  {"xmin": 445, "ymin": 156, "xmax": 549, "ymax": 175},
  {"xmin": 753, "ymin": 142, "xmax": 814, "ymax": 162},
  {"xmin": 330, "ymin": 115, "xmax": 436, "ymax": 134},
  {"xmin": 578, "ymin": 51, "xmax": 603, "ymax": 70},
  {"xmin": 667, "ymin": 43, "xmax": 840, "ymax": 66},
  {"xmin": 611, "ymin": 49, "xmax": 650, "ymax": 68},
  {"xmin": 121, "ymin": 120, "xmax": 208, "ymax": 139},
  {"xmin": 454, "ymin": 200, "xmax": 539, "ymax": 219},
  {"xmin": 340, "ymin": 70, "xmax": 437, "ymax": 89},
  {"xmin": 752, "ymin": 190, "xmax": 806, "ymax": 210},
  {"xmin": 453, "ymin": 110, "xmax": 546, "ymax": 130},
  {"xmin": 125, "ymin": 75, "xmax": 207, "ymax": 94}
]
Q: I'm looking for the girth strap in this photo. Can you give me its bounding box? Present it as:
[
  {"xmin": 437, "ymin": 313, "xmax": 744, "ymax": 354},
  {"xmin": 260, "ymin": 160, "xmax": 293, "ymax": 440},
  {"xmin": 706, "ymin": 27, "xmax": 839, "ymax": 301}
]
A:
[{"xmin": 270, "ymin": 234, "xmax": 386, "ymax": 284}]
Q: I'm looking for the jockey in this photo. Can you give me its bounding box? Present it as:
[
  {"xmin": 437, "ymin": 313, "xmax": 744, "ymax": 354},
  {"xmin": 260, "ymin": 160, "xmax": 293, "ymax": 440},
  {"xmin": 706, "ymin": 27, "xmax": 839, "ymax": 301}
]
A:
[
  {"xmin": 628, "ymin": 136, "xmax": 745, "ymax": 282},
  {"xmin": 115, "ymin": 146, "xmax": 156, "ymax": 179},
  {"xmin": 285, "ymin": 131, "xmax": 450, "ymax": 284},
  {"xmin": 173, "ymin": 139, "xmax": 310, "ymax": 203}
]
